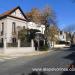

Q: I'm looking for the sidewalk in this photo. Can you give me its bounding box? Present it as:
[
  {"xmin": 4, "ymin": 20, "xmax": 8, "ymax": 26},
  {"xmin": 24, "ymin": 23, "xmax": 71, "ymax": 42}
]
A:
[
  {"xmin": 0, "ymin": 50, "xmax": 53, "ymax": 61},
  {"xmin": 0, "ymin": 46, "xmax": 69, "ymax": 61}
]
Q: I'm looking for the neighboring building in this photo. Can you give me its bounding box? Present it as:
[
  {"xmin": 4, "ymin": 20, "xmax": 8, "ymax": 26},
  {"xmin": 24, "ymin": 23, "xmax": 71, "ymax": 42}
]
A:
[
  {"xmin": 0, "ymin": 6, "xmax": 45, "ymax": 48},
  {"xmin": 0, "ymin": 7, "xmax": 27, "ymax": 46},
  {"xmin": 58, "ymin": 31, "xmax": 66, "ymax": 42},
  {"xmin": 66, "ymin": 32, "xmax": 71, "ymax": 43},
  {"xmin": 71, "ymin": 32, "xmax": 75, "ymax": 44}
]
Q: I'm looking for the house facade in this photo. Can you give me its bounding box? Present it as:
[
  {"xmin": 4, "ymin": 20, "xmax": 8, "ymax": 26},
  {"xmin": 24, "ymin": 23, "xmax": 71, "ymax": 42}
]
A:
[
  {"xmin": 0, "ymin": 6, "xmax": 45, "ymax": 49},
  {"xmin": 58, "ymin": 31, "xmax": 66, "ymax": 42}
]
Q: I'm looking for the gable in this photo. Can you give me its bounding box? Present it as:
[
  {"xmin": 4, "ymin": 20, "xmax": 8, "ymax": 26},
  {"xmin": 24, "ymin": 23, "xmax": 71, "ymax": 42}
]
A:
[
  {"xmin": 0, "ymin": 6, "xmax": 28, "ymax": 21},
  {"xmin": 10, "ymin": 9, "xmax": 25, "ymax": 19}
]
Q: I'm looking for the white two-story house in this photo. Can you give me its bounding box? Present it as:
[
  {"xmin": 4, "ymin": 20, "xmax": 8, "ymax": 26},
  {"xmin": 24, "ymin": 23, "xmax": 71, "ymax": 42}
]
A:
[{"xmin": 0, "ymin": 6, "xmax": 45, "ymax": 48}]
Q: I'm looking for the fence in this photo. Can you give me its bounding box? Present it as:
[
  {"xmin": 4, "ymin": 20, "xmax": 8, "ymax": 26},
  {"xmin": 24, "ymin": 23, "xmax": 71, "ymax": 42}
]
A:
[{"xmin": 0, "ymin": 40, "xmax": 35, "ymax": 54}]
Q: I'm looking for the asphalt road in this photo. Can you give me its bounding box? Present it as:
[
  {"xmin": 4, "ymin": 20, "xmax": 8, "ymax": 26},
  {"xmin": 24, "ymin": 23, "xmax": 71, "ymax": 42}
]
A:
[{"xmin": 0, "ymin": 47, "xmax": 75, "ymax": 75}]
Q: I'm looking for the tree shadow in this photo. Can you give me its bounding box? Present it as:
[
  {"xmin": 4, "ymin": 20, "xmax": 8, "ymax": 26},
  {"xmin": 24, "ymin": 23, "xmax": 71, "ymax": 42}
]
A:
[
  {"xmin": 28, "ymin": 71, "xmax": 48, "ymax": 75},
  {"xmin": 61, "ymin": 47, "xmax": 75, "ymax": 75},
  {"xmin": 21, "ymin": 71, "xmax": 48, "ymax": 75}
]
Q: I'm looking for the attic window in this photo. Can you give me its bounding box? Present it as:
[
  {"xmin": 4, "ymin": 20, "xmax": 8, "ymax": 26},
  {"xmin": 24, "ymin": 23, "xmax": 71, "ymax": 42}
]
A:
[
  {"xmin": 20, "ymin": 12, "xmax": 21, "ymax": 14},
  {"xmin": 19, "ymin": 12, "xmax": 22, "ymax": 17},
  {"xmin": 14, "ymin": 12, "xmax": 16, "ymax": 15}
]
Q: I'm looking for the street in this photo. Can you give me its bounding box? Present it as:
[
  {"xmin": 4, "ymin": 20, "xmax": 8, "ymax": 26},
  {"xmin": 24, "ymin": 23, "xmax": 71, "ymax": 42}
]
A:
[{"xmin": 0, "ymin": 48, "xmax": 75, "ymax": 75}]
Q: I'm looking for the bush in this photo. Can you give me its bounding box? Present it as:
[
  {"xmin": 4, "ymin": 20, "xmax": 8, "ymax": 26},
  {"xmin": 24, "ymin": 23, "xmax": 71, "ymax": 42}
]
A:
[
  {"xmin": 39, "ymin": 44, "xmax": 49, "ymax": 51},
  {"xmin": 20, "ymin": 40, "xmax": 31, "ymax": 47}
]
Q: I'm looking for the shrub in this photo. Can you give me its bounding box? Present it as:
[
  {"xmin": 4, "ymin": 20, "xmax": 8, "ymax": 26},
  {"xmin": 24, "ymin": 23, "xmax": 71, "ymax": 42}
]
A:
[
  {"xmin": 39, "ymin": 44, "xmax": 49, "ymax": 51},
  {"xmin": 20, "ymin": 40, "xmax": 31, "ymax": 47}
]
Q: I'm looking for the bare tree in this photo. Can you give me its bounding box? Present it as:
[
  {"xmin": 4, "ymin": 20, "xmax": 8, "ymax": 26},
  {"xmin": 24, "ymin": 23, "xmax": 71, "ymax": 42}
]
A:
[
  {"xmin": 26, "ymin": 6, "xmax": 58, "ymax": 47},
  {"xmin": 26, "ymin": 8, "xmax": 42, "ymax": 24},
  {"xmin": 42, "ymin": 5, "xmax": 58, "ymax": 46}
]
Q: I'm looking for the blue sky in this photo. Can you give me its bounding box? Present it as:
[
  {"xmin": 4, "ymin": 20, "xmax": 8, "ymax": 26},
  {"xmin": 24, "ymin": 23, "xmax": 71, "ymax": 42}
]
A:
[{"xmin": 0, "ymin": 0, "xmax": 75, "ymax": 31}]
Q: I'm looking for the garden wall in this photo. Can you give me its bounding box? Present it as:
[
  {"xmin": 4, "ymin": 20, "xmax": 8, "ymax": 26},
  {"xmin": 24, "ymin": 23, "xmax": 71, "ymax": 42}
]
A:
[
  {"xmin": 1, "ymin": 47, "xmax": 35, "ymax": 54},
  {"xmin": 54, "ymin": 44, "xmax": 66, "ymax": 48}
]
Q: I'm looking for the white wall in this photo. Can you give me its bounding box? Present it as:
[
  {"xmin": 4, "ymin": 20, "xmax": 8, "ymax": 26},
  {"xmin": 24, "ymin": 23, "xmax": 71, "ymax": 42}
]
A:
[
  {"xmin": 0, "ymin": 18, "xmax": 45, "ymax": 43},
  {"xmin": 27, "ymin": 22, "xmax": 45, "ymax": 34},
  {"xmin": 54, "ymin": 44, "xmax": 66, "ymax": 48},
  {"xmin": 11, "ymin": 9, "xmax": 25, "ymax": 19},
  {"xmin": 4, "ymin": 47, "xmax": 35, "ymax": 54},
  {"xmin": 0, "ymin": 18, "xmax": 7, "ymax": 33},
  {"xmin": 0, "ymin": 18, "xmax": 7, "ymax": 42},
  {"xmin": 6, "ymin": 16, "xmax": 27, "ymax": 43}
]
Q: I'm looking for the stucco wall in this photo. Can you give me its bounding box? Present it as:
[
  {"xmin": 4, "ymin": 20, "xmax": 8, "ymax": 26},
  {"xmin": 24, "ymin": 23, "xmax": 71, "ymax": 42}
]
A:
[
  {"xmin": 11, "ymin": 9, "xmax": 25, "ymax": 19},
  {"xmin": 4, "ymin": 47, "xmax": 35, "ymax": 54},
  {"xmin": 0, "ymin": 17, "xmax": 45, "ymax": 44},
  {"xmin": 6, "ymin": 17, "xmax": 27, "ymax": 43},
  {"xmin": 27, "ymin": 22, "xmax": 45, "ymax": 34},
  {"xmin": 0, "ymin": 18, "xmax": 7, "ymax": 35},
  {"xmin": 54, "ymin": 44, "xmax": 66, "ymax": 48}
]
